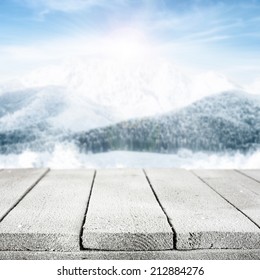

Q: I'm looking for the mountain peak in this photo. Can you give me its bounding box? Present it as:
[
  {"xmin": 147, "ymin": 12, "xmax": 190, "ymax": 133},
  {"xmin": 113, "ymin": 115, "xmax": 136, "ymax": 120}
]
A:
[{"xmin": 0, "ymin": 58, "xmax": 242, "ymax": 132}]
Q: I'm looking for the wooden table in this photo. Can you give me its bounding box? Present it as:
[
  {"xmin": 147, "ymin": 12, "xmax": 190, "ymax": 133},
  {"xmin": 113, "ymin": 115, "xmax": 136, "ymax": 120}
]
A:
[{"xmin": 0, "ymin": 168, "xmax": 259, "ymax": 260}]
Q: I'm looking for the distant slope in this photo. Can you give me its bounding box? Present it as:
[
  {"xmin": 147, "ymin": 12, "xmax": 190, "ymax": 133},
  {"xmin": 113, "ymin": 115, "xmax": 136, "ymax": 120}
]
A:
[
  {"xmin": 1, "ymin": 58, "xmax": 239, "ymax": 132},
  {"xmin": 0, "ymin": 58, "xmax": 240, "ymax": 155},
  {"xmin": 0, "ymin": 85, "xmax": 116, "ymax": 153},
  {"xmin": 0, "ymin": 85, "xmax": 117, "ymax": 132},
  {"xmin": 1, "ymin": 89, "xmax": 259, "ymax": 154},
  {"xmin": 75, "ymin": 91, "xmax": 260, "ymax": 153}
]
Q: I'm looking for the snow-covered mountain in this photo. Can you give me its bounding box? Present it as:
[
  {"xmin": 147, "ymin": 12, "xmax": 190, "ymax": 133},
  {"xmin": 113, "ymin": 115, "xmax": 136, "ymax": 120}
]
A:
[
  {"xmin": 247, "ymin": 77, "xmax": 260, "ymax": 95},
  {"xmin": 0, "ymin": 57, "xmax": 249, "ymax": 155},
  {"xmin": 1, "ymin": 90, "xmax": 259, "ymax": 155},
  {"xmin": 0, "ymin": 57, "xmax": 240, "ymax": 132},
  {"xmin": 76, "ymin": 91, "xmax": 260, "ymax": 153}
]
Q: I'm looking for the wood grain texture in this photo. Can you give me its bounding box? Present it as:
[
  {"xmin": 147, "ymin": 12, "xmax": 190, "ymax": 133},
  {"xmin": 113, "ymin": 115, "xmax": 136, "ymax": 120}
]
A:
[
  {"xmin": 146, "ymin": 169, "xmax": 260, "ymax": 250},
  {"xmin": 0, "ymin": 169, "xmax": 48, "ymax": 221},
  {"xmin": 82, "ymin": 169, "xmax": 173, "ymax": 251},
  {"xmin": 1, "ymin": 249, "xmax": 260, "ymax": 260},
  {"xmin": 193, "ymin": 169, "xmax": 260, "ymax": 228},
  {"xmin": 0, "ymin": 170, "xmax": 94, "ymax": 251}
]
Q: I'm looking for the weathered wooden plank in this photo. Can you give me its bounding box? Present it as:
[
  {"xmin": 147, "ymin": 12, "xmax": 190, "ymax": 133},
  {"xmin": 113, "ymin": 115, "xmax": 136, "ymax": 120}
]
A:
[
  {"xmin": 1, "ymin": 249, "xmax": 260, "ymax": 260},
  {"xmin": 194, "ymin": 169, "xmax": 260, "ymax": 195},
  {"xmin": 145, "ymin": 169, "xmax": 260, "ymax": 250},
  {"xmin": 0, "ymin": 170, "xmax": 94, "ymax": 251},
  {"xmin": 193, "ymin": 169, "xmax": 260, "ymax": 228},
  {"xmin": 238, "ymin": 169, "xmax": 260, "ymax": 184},
  {"xmin": 82, "ymin": 169, "xmax": 173, "ymax": 251},
  {"xmin": 0, "ymin": 169, "xmax": 48, "ymax": 221}
]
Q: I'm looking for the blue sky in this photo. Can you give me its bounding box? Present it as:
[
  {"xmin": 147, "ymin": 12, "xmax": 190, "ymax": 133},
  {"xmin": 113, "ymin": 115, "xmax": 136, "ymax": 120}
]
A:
[{"xmin": 1, "ymin": 0, "xmax": 260, "ymax": 84}]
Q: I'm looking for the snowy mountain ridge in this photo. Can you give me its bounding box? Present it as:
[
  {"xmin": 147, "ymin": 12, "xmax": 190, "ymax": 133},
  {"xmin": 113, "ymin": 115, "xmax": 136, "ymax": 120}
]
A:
[
  {"xmin": 76, "ymin": 91, "xmax": 260, "ymax": 153},
  {"xmin": 0, "ymin": 58, "xmax": 240, "ymax": 132},
  {"xmin": 0, "ymin": 90, "xmax": 259, "ymax": 155}
]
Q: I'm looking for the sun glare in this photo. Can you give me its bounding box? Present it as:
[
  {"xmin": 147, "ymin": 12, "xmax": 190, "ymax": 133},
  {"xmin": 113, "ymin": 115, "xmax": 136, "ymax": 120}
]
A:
[{"xmin": 99, "ymin": 28, "xmax": 152, "ymax": 60}]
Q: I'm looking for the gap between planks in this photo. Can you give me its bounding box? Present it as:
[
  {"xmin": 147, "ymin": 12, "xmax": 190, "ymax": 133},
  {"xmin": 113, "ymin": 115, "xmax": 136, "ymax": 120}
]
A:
[
  {"xmin": 0, "ymin": 169, "xmax": 50, "ymax": 223},
  {"xmin": 235, "ymin": 169, "xmax": 260, "ymax": 185},
  {"xmin": 143, "ymin": 169, "xmax": 176, "ymax": 250},
  {"xmin": 79, "ymin": 170, "xmax": 96, "ymax": 250},
  {"xmin": 191, "ymin": 170, "xmax": 260, "ymax": 231}
]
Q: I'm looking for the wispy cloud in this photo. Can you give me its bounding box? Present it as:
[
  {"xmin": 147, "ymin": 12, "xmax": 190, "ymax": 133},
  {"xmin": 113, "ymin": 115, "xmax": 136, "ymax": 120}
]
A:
[
  {"xmin": 1, "ymin": 0, "xmax": 260, "ymax": 84},
  {"xmin": 21, "ymin": 0, "xmax": 129, "ymax": 13}
]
